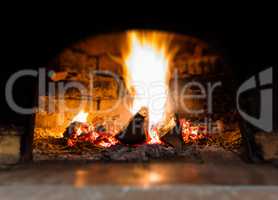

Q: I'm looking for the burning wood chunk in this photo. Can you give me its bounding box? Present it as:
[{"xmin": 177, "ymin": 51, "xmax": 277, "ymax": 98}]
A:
[
  {"xmin": 63, "ymin": 121, "xmax": 118, "ymax": 148},
  {"xmin": 160, "ymin": 115, "xmax": 184, "ymax": 151},
  {"xmin": 63, "ymin": 122, "xmax": 89, "ymax": 139},
  {"xmin": 116, "ymin": 107, "xmax": 148, "ymax": 145},
  {"xmin": 161, "ymin": 132, "xmax": 183, "ymax": 152}
]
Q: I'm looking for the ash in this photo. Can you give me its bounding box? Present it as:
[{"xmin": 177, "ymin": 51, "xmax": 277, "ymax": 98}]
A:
[{"xmin": 33, "ymin": 138, "xmax": 242, "ymax": 163}]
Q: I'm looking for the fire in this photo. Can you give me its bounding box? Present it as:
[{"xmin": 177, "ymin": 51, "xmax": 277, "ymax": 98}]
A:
[
  {"xmin": 66, "ymin": 110, "xmax": 119, "ymax": 148},
  {"xmin": 71, "ymin": 110, "xmax": 88, "ymax": 123},
  {"xmin": 180, "ymin": 119, "xmax": 208, "ymax": 143},
  {"xmin": 147, "ymin": 126, "xmax": 162, "ymax": 144},
  {"xmin": 123, "ymin": 31, "xmax": 174, "ymax": 144}
]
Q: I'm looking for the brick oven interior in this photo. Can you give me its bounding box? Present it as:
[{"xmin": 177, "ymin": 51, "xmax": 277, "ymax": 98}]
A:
[{"xmin": 31, "ymin": 31, "xmax": 243, "ymax": 162}]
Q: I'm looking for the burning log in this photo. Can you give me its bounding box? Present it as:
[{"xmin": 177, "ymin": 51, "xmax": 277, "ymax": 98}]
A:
[
  {"xmin": 63, "ymin": 121, "xmax": 96, "ymax": 147},
  {"xmin": 63, "ymin": 122, "xmax": 89, "ymax": 139},
  {"xmin": 116, "ymin": 107, "xmax": 148, "ymax": 145},
  {"xmin": 160, "ymin": 114, "xmax": 184, "ymax": 151},
  {"xmin": 63, "ymin": 118, "xmax": 118, "ymax": 148}
]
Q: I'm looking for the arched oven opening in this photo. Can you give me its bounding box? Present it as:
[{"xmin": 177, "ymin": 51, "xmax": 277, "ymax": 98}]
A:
[{"xmin": 29, "ymin": 30, "xmax": 245, "ymax": 162}]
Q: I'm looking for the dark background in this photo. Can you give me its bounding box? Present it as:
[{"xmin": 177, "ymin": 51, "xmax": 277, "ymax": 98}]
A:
[{"xmin": 1, "ymin": 6, "xmax": 277, "ymax": 128}]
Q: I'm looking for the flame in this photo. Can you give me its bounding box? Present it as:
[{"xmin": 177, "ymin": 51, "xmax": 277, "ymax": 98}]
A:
[
  {"xmin": 67, "ymin": 110, "xmax": 119, "ymax": 148},
  {"xmin": 123, "ymin": 31, "xmax": 174, "ymax": 144},
  {"xmin": 71, "ymin": 110, "xmax": 88, "ymax": 123},
  {"xmin": 147, "ymin": 126, "xmax": 162, "ymax": 144}
]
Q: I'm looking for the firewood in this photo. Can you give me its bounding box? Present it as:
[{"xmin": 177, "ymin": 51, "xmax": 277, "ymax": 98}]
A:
[
  {"xmin": 63, "ymin": 122, "xmax": 86, "ymax": 139},
  {"xmin": 116, "ymin": 107, "xmax": 148, "ymax": 145},
  {"xmin": 160, "ymin": 114, "xmax": 184, "ymax": 152}
]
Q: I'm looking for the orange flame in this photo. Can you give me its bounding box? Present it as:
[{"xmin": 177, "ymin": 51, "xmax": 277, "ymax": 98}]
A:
[
  {"xmin": 71, "ymin": 110, "xmax": 88, "ymax": 123},
  {"xmin": 123, "ymin": 31, "xmax": 174, "ymax": 144},
  {"xmin": 147, "ymin": 126, "xmax": 162, "ymax": 144}
]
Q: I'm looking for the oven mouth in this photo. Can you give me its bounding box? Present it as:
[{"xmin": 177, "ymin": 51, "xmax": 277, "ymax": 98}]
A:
[{"xmin": 29, "ymin": 30, "xmax": 242, "ymax": 162}]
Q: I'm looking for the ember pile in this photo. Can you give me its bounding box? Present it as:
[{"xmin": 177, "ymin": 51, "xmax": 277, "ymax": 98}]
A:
[
  {"xmin": 63, "ymin": 121, "xmax": 118, "ymax": 148},
  {"xmin": 33, "ymin": 112, "xmax": 242, "ymax": 162},
  {"xmin": 60, "ymin": 110, "xmax": 241, "ymax": 150},
  {"xmin": 62, "ymin": 109, "xmax": 208, "ymax": 150},
  {"xmin": 33, "ymin": 107, "xmax": 242, "ymax": 162},
  {"xmin": 180, "ymin": 119, "xmax": 210, "ymax": 143}
]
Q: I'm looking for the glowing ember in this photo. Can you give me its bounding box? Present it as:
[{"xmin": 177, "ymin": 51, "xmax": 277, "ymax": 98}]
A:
[
  {"xmin": 123, "ymin": 31, "xmax": 174, "ymax": 144},
  {"xmin": 66, "ymin": 110, "xmax": 119, "ymax": 148},
  {"xmin": 180, "ymin": 119, "xmax": 208, "ymax": 143},
  {"xmin": 71, "ymin": 110, "xmax": 88, "ymax": 123}
]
